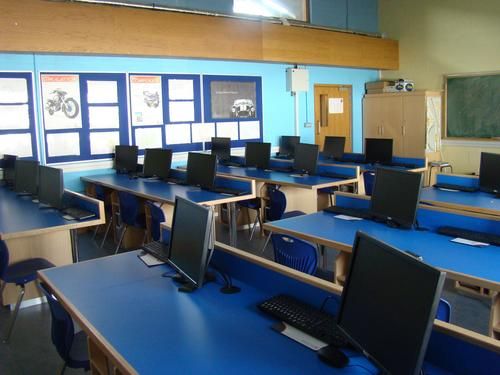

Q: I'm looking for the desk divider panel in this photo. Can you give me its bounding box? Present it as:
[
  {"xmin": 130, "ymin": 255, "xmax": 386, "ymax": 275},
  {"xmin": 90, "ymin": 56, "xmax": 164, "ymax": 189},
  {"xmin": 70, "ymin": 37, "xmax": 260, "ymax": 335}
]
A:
[{"xmin": 436, "ymin": 173, "xmax": 479, "ymax": 188}]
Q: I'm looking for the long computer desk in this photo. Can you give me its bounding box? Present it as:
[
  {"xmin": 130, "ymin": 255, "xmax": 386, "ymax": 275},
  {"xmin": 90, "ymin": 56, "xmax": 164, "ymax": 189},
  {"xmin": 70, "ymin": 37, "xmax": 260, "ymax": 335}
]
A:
[
  {"xmin": 421, "ymin": 173, "xmax": 500, "ymax": 217},
  {"xmin": 263, "ymin": 192, "xmax": 500, "ymax": 340},
  {"xmin": 38, "ymin": 241, "xmax": 500, "ymax": 374},
  {"xmin": 81, "ymin": 172, "xmax": 255, "ymax": 246},
  {"xmin": 0, "ymin": 186, "xmax": 104, "ymax": 306}
]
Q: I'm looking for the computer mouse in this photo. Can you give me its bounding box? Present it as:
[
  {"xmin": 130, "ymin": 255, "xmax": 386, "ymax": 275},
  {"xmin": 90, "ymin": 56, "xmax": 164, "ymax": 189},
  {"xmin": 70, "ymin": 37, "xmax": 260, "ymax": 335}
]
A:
[{"xmin": 317, "ymin": 345, "xmax": 349, "ymax": 368}]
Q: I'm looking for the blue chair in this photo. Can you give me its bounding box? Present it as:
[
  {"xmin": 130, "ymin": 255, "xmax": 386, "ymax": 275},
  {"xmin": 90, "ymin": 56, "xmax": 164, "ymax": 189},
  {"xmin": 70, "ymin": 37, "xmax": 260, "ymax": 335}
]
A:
[
  {"xmin": 145, "ymin": 201, "xmax": 166, "ymax": 242},
  {"xmin": 0, "ymin": 240, "xmax": 54, "ymax": 343},
  {"xmin": 436, "ymin": 298, "xmax": 451, "ymax": 323},
  {"xmin": 261, "ymin": 187, "xmax": 305, "ymax": 251},
  {"xmin": 238, "ymin": 198, "xmax": 263, "ymax": 240},
  {"xmin": 115, "ymin": 191, "xmax": 146, "ymax": 254},
  {"xmin": 91, "ymin": 185, "xmax": 113, "ymax": 248},
  {"xmin": 39, "ymin": 282, "xmax": 90, "ymax": 374},
  {"xmin": 271, "ymin": 234, "xmax": 318, "ymax": 275},
  {"xmin": 363, "ymin": 170, "xmax": 376, "ymax": 196}
]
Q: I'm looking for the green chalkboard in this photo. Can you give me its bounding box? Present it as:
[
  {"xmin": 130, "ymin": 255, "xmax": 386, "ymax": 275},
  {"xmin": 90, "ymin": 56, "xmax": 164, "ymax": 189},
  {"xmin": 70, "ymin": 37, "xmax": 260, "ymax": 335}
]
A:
[{"xmin": 446, "ymin": 73, "xmax": 500, "ymax": 138}]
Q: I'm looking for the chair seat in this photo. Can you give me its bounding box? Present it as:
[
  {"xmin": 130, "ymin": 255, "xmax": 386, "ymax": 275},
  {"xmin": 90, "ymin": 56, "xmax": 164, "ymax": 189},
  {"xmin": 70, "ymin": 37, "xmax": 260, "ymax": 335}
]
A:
[
  {"xmin": 238, "ymin": 198, "xmax": 261, "ymax": 210},
  {"xmin": 282, "ymin": 210, "xmax": 305, "ymax": 219},
  {"xmin": 67, "ymin": 330, "xmax": 90, "ymax": 370},
  {"xmin": 3, "ymin": 258, "xmax": 54, "ymax": 285}
]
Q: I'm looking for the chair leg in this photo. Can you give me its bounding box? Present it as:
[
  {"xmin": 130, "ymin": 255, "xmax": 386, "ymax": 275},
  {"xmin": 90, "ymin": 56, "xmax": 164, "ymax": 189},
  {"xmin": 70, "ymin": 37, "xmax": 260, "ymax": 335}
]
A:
[
  {"xmin": 0, "ymin": 281, "xmax": 6, "ymax": 306},
  {"xmin": 261, "ymin": 232, "xmax": 272, "ymax": 253},
  {"xmin": 3, "ymin": 285, "xmax": 26, "ymax": 343},
  {"xmin": 249, "ymin": 214, "xmax": 260, "ymax": 240},
  {"xmin": 91, "ymin": 225, "xmax": 100, "ymax": 241},
  {"xmin": 59, "ymin": 361, "xmax": 67, "ymax": 375},
  {"xmin": 246, "ymin": 208, "xmax": 252, "ymax": 236},
  {"xmin": 114, "ymin": 225, "xmax": 127, "ymax": 255},
  {"xmin": 100, "ymin": 216, "xmax": 113, "ymax": 249}
]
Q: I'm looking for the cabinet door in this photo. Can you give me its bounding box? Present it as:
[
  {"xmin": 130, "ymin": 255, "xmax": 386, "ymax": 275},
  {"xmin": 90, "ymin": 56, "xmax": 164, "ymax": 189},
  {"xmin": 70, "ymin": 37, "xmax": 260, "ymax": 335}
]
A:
[
  {"xmin": 379, "ymin": 96, "xmax": 404, "ymax": 156},
  {"xmin": 363, "ymin": 96, "xmax": 383, "ymax": 139},
  {"xmin": 402, "ymin": 95, "xmax": 426, "ymax": 158}
]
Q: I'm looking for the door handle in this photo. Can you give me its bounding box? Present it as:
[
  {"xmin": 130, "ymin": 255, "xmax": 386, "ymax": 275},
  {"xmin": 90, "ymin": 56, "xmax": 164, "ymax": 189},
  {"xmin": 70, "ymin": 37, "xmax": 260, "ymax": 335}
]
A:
[{"xmin": 317, "ymin": 120, "xmax": 321, "ymax": 135}]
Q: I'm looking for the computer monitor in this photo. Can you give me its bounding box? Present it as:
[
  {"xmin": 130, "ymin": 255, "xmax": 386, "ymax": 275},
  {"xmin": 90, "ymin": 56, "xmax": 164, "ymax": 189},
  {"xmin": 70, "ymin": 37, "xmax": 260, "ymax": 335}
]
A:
[
  {"xmin": 2, "ymin": 154, "xmax": 17, "ymax": 186},
  {"xmin": 337, "ymin": 231, "xmax": 445, "ymax": 375},
  {"xmin": 142, "ymin": 148, "xmax": 172, "ymax": 180},
  {"xmin": 211, "ymin": 137, "xmax": 231, "ymax": 162},
  {"xmin": 365, "ymin": 138, "xmax": 393, "ymax": 164},
  {"xmin": 38, "ymin": 165, "xmax": 64, "ymax": 209},
  {"xmin": 245, "ymin": 142, "xmax": 271, "ymax": 169},
  {"xmin": 186, "ymin": 152, "xmax": 217, "ymax": 190},
  {"xmin": 279, "ymin": 136, "xmax": 300, "ymax": 157},
  {"xmin": 114, "ymin": 145, "xmax": 138, "ymax": 173},
  {"xmin": 323, "ymin": 136, "xmax": 345, "ymax": 160},
  {"xmin": 479, "ymin": 152, "xmax": 500, "ymax": 194},
  {"xmin": 168, "ymin": 196, "xmax": 214, "ymax": 292},
  {"xmin": 293, "ymin": 143, "xmax": 319, "ymax": 175},
  {"xmin": 370, "ymin": 167, "xmax": 423, "ymax": 229},
  {"xmin": 14, "ymin": 159, "xmax": 39, "ymax": 196}
]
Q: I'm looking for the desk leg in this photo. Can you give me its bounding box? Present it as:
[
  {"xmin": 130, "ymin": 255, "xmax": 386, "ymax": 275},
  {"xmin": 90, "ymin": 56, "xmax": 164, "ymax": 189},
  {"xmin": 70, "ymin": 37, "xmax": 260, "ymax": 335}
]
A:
[
  {"xmin": 228, "ymin": 202, "xmax": 237, "ymax": 247},
  {"xmin": 489, "ymin": 292, "xmax": 500, "ymax": 340},
  {"xmin": 335, "ymin": 252, "xmax": 350, "ymax": 285},
  {"xmin": 70, "ymin": 229, "xmax": 79, "ymax": 263}
]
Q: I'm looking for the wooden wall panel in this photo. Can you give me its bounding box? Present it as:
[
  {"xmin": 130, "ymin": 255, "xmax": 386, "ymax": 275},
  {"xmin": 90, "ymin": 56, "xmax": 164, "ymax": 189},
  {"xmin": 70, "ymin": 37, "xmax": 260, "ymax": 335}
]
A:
[{"xmin": 0, "ymin": 0, "xmax": 398, "ymax": 70}]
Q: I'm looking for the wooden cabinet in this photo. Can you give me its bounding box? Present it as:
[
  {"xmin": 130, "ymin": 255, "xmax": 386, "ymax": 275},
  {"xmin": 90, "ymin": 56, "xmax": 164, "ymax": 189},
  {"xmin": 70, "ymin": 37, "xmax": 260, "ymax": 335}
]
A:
[{"xmin": 362, "ymin": 91, "xmax": 441, "ymax": 158}]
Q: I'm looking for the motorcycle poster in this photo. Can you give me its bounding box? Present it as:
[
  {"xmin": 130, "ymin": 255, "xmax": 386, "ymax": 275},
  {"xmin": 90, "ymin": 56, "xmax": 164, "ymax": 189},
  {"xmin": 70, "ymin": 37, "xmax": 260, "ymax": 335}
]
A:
[
  {"xmin": 41, "ymin": 74, "xmax": 82, "ymax": 130},
  {"xmin": 130, "ymin": 75, "xmax": 163, "ymax": 126}
]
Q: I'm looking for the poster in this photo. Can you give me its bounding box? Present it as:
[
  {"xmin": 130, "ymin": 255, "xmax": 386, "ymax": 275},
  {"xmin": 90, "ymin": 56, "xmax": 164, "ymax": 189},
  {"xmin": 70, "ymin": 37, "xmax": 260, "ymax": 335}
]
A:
[
  {"xmin": 0, "ymin": 104, "xmax": 30, "ymax": 130},
  {"xmin": 165, "ymin": 124, "xmax": 191, "ymax": 145},
  {"xmin": 0, "ymin": 133, "xmax": 32, "ymax": 157},
  {"xmin": 41, "ymin": 74, "xmax": 82, "ymax": 130},
  {"xmin": 216, "ymin": 122, "xmax": 239, "ymax": 140},
  {"xmin": 210, "ymin": 80, "xmax": 257, "ymax": 119},
  {"xmin": 135, "ymin": 127, "xmax": 163, "ymax": 149},
  {"xmin": 89, "ymin": 106, "xmax": 120, "ymax": 129},
  {"xmin": 130, "ymin": 75, "xmax": 163, "ymax": 126},
  {"xmin": 47, "ymin": 132, "xmax": 80, "ymax": 157},
  {"xmin": 168, "ymin": 79, "xmax": 194, "ymax": 100},
  {"xmin": 328, "ymin": 98, "xmax": 344, "ymax": 114},
  {"xmin": 87, "ymin": 81, "xmax": 118, "ymax": 103},
  {"xmin": 169, "ymin": 101, "xmax": 195, "ymax": 123},
  {"xmin": 90, "ymin": 131, "xmax": 120, "ymax": 155},
  {"xmin": 0, "ymin": 78, "xmax": 28, "ymax": 103},
  {"xmin": 192, "ymin": 123, "xmax": 215, "ymax": 143},
  {"xmin": 239, "ymin": 121, "xmax": 260, "ymax": 140}
]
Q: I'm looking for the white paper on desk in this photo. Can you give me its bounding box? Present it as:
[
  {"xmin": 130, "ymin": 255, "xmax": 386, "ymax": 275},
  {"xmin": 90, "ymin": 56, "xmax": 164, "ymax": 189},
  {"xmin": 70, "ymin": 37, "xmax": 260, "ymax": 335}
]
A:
[
  {"xmin": 438, "ymin": 188, "xmax": 459, "ymax": 192},
  {"xmin": 273, "ymin": 322, "xmax": 328, "ymax": 351},
  {"xmin": 451, "ymin": 238, "xmax": 489, "ymax": 247},
  {"xmin": 138, "ymin": 253, "xmax": 165, "ymax": 267},
  {"xmin": 335, "ymin": 214, "xmax": 363, "ymax": 221},
  {"xmin": 0, "ymin": 104, "xmax": 30, "ymax": 130}
]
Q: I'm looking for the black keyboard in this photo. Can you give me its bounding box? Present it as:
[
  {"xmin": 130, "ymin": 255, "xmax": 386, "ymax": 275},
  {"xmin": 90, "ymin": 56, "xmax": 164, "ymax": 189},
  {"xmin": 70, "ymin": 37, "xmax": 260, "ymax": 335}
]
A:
[
  {"xmin": 142, "ymin": 241, "xmax": 170, "ymax": 262},
  {"xmin": 385, "ymin": 162, "xmax": 418, "ymax": 169},
  {"xmin": 437, "ymin": 226, "xmax": 500, "ymax": 246},
  {"xmin": 258, "ymin": 295, "xmax": 349, "ymax": 347},
  {"xmin": 433, "ymin": 183, "xmax": 479, "ymax": 192},
  {"xmin": 62, "ymin": 207, "xmax": 96, "ymax": 220},
  {"xmin": 271, "ymin": 167, "xmax": 294, "ymax": 173},
  {"xmin": 275, "ymin": 154, "xmax": 293, "ymax": 160},
  {"xmin": 318, "ymin": 172, "xmax": 353, "ymax": 180},
  {"xmin": 323, "ymin": 206, "xmax": 372, "ymax": 219},
  {"xmin": 210, "ymin": 186, "xmax": 246, "ymax": 196},
  {"xmin": 220, "ymin": 161, "xmax": 242, "ymax": 167},
  {"xmin": 166, "ymin": 178, "xmax": 187, "ymax": 185}
]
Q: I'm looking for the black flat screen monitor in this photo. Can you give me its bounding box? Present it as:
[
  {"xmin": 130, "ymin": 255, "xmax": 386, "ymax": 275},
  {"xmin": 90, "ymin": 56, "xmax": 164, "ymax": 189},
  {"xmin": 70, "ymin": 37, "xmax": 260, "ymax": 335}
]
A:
[
  {"xmin": 114, "ymin": 145, "xmax": 138, "ymax": 173},
  {"xmin": 365, "ymin": 138, "xmax": 393, "ymax": 164},
  {"xmin": 370, "ymin": 167, "xmax": 423, "ymax": 229},
  {"xmin": 337, "ymin": 231, "xmax": 445, "ymax": 375},
  {"xmin": 479, "ymin": 152, "xmax": 500, "ymax": 194},
  {"xmin": 293, "ymin": 143, "xmax": 319, "ymax": 175},
  {"xmin": 323, "ymin": 136, "xmax": 346, "ymax": 160},
  {"xmin": 245, "ymin": 142, "xmax": 271, "ymax": 169},
  {"xmin": 186, "ymin": 152, "xmax": 217, "ymax": 190},
  {"xmin": 211, "ymin": 137, "xmax": 231, "ymax": 162},
  {"xmin": 38, "ymin": 165, "xmax": 64, "ymax": 209},
  {"xmin": 14, "ymin": 159, "xmax": 39, "ymax": 195},
  {"xmin": 279, "ymin": 136, "xmax": 300, "ymax": 157},
  {"xmin": 2, "ymin": 154, "xmax": 17, "ymax": 186},
  {"xmin": 142, "ymin": 148, "xmax": 172, "ymax": 180},
  {"xmin": 168, "ymin": 196, "xmax": 214, "ymax": 291}
]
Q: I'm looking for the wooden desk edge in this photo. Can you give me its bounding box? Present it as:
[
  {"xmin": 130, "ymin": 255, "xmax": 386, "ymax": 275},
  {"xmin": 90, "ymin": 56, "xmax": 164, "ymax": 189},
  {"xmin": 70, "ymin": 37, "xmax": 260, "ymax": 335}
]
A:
[{"xmin": 38, "ymin": 269, "xmax": 138, "ymax": 375}]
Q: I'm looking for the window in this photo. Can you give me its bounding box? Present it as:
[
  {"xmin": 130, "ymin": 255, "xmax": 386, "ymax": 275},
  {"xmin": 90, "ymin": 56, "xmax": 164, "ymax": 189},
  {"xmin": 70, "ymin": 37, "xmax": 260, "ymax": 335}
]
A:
[{"xmin": 233, "ymin": 0, "xmax": 308, "ymax": 21}]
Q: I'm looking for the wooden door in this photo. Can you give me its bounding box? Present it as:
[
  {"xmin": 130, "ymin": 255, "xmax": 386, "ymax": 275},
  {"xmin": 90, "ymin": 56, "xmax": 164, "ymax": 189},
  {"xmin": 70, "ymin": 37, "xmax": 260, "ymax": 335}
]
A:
[
  {"xmin": 402, "ymin": 94, "xmax": 426, "ymax": 158},
  {"xmin": 314, "ymin": 85, "xmax": 352, "ymax": 152}
]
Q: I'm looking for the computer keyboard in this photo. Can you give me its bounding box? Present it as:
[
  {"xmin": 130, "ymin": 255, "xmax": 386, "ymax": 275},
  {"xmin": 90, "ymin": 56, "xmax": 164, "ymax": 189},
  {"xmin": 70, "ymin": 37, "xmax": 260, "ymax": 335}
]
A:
[
  {"xmin": 62, "ymin": 207, "xmax": 96, "ymax": 220},
  {"xmin": 142, "ymin": 241, "xmax": 170, "ymax": 262},
  {"xmin": 210, "ymin": 186, "xmax": 246, "ymax": 196},
  {"xmin": 167, "ymin": 177, "xmax": 187, "ymax": 185},
  {"xmin": 318, "ymin": 172, "xmax": 353, "ymax": 180},
  {"xmin": 384, "ymin": 162, "xmax": 418, "ymax": 169},
  {"xmin": 323, "ymin": 206, "xmax": 372, "ymax": 219},
  {"xmin": 275, "ymin": 154, "xmax": 293, "ymax": 160},
  {"xmin": 258, "ymin": 294, "xmax": 349, "ymax": 347},
  {"xmin": 271, "ymin": 166, "xmax": 294, "ymax": 173},
  {"xmin": 437, "ymin": 226, "xmax": 500, "ymax": 246},
  {"xmin": 433, "ymin": 183, "xmax": 479, "ymax": 192},
  {"xmin": 220, "ymin": 161, "xmax": 242, "ymax": 167}
]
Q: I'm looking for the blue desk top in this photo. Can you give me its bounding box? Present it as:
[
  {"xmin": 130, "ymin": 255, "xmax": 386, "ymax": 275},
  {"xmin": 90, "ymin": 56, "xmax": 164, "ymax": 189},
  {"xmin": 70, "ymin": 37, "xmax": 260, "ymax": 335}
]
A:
[
  {"xmin": 421, "ymin": 187, "xmax": 500, "ymax": 216},
  {"xmin": 81, "ymin": 173, "xmax": 251, "ymax": 205},
  {"xmin": 39, "ymin": 251, "xmax": 379, "ymax": 374},
  {"xmin": 0, "ymin": 187, "xmax": 99, "ymax": 240},
  {"xmin": 265, "ymin": 211, "xmax": 500, "ymax": 286},
  {"xmin": 216, "ymin": 165, "xmax": 356, "ymax": 189}
]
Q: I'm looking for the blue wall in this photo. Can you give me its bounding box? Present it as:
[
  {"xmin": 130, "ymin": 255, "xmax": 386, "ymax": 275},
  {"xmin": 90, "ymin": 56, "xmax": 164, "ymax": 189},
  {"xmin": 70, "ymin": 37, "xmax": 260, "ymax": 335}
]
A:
[{"xmin": 0, "ymin": 53, "xmax": 378, "ymax": 191}]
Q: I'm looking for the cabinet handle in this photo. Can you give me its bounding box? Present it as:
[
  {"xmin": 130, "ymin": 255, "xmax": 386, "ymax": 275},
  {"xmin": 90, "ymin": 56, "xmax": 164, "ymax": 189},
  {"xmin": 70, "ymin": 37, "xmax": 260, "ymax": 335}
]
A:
[
  {"xmin": 317, "ymin": 121, "xmax": 321, "ymax": 135},
  {"xmin": 381, "ymin": 126, "xmax": 384, "ymax": 136},
  {"xmin": 402, "ymin": 126, "xmax": 406, "ymax": 136}
]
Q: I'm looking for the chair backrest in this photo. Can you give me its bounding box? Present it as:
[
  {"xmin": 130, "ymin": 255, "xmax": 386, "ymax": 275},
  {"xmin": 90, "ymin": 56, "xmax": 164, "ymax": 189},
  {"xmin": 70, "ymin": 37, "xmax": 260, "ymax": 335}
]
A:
[
  {"xmin": 436, "ymin": 298, "xmax": 451, "ymax": 323},
  {"xmin": 118, "ymin": 191, "xmax": 140, "ymax": 226},
  {"xmin": 0, "ymin": 240, "xmax": 9, "ymax": 280},
  {"xmin": 266, "ymin": 187, "xmax": 287, "ymax": 222},
  {"xmin": 39, "ymin": 282, "xmax": 75, "ymax": 362},
  {"xmin": 146, "ymin": 201, "xmax": 166, "ymax": 242},
  {"xmin": 271, "ymin": 234, "xmax": 317, "ymax": 275},
  {"xmin": 363, "ymin": 170, "xmax": 376, "ymax": 196}
]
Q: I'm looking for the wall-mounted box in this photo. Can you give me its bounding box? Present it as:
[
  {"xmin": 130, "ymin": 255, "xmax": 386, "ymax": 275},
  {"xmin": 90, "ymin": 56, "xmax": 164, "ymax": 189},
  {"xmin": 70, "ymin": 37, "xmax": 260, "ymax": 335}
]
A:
[{"xmin": 286, "ymin": 68, "xmax": 309, "ymax": 92}]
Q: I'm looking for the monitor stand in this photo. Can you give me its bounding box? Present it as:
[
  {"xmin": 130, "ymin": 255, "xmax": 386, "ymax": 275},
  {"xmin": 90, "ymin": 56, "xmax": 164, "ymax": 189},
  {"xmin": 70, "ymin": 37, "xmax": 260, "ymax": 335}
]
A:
[
  {"xmin": 172, "ymin": 271, "xmax": 217, "ymax": 293},
  {"xmin": 317, "ymin": 344, "xmax": 349, "ymax": 368}
]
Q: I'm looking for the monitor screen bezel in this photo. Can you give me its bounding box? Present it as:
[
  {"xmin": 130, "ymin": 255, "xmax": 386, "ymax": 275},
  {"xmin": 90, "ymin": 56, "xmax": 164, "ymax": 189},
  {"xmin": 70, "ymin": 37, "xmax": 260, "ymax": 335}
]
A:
[
  {"xmin": 167, "ymin": 196, "xmax": 214, "ymax": 289},
  {"xmin": 142, "ymin": 148, "xmax": 172, "ymax": 180},
  {"xmin": 211, "ymin": 137, "xmax": 231, "ymax": 162},
  {"xmin": 245, "ymin": 142, "xmax": 271, "ymax": 169},
  {"xmin": 337, "ymin": 231, "xmax": 445, "ymax": 375},
  {"xmin": 323, "ymin": 136, "xmax": 346, "ymax": 159},
  {"xmin": 365, "ymin": 138, "xmax": 393, "ymax": 164},
  {"xmin": 479, "ymin": 152, "xmax": 500, "ymax": 194}
]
